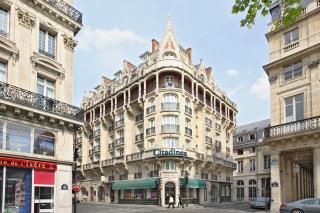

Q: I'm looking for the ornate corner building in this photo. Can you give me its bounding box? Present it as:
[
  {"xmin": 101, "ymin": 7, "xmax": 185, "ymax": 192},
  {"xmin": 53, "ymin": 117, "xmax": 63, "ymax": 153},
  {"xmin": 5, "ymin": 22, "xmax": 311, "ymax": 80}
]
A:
[
  {"xmin": 0, "ymin": 0, "xmax": 82, "ymax": 212},
  {"xmin": 232, "ymin": 119, "xmax": 271, "ymax": 202},
  {"xmin": 264, "ymin": 0, "xmax": 320, "ymax": 212},
  {"xmin": 75, "ymin": 20, "xmax": 237, "ymax": 206}
]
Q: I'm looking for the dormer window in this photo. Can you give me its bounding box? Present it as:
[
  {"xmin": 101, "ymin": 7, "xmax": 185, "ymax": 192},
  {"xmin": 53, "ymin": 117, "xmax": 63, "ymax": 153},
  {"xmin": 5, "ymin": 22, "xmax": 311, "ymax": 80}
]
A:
[
  {"xmin": 163, "ymin": 51, "xmax": 177, "ymax": 59},
  {"xmin": 165, "ymin": 75, "xmax": 174, "ymax": 87}
]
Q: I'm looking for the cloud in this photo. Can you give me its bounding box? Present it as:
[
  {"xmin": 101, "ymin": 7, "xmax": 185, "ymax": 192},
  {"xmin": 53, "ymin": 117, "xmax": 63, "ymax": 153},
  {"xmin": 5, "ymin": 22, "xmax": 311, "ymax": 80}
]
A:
[
  {"xmin": 227, "ymin": 84, "xmax": 244, "ymax": 97},
  {"xmin": 226, "ymin": 69, "xmax": 239, "ymax": 77},
  {"xmin": 249, "ymin": 73, "xmax": 270, "ymax": 100},
  {"xmin": 76, "ymin": 27, "xmax": 147, "ymax": 72}
]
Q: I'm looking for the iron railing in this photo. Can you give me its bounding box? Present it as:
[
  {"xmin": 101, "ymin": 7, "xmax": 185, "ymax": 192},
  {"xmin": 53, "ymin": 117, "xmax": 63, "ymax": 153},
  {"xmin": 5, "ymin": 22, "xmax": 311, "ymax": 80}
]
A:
[
  {"xmin": 264, "ymin": 116, "xmax": 320, "ymax": 138},
  {"xmin": 126, "ymin": 152, "xmax": 143, "ymax": 161},
  {"xmin": 43, "ymin": 0, "xmax": 83, "ymax": 24},
  {"xmin": 161, "ymin": 102, "xmax": 179, "ymax": 111},
  {"xmin": 0, "ymin": 81, "xmax": 83, "ymax": 121}
]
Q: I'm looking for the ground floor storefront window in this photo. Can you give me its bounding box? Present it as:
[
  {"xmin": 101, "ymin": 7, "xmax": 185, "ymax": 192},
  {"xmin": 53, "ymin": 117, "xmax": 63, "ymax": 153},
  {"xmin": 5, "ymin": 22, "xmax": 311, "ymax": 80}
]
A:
[
  {"xmin": 119, "ymin": 188, "xmax": 158, "ymax": 205},
  {"xmin": 219, "ymin": 184, "xmax": 231, "ymax": 202}
]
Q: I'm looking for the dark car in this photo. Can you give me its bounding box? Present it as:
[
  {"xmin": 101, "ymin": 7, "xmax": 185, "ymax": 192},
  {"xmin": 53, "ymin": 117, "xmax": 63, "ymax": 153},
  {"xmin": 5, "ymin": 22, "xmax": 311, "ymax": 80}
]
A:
[
  {"xmin": 250, "ymin": 197, "xmax": 271, "ymax": 209},
  {"xmin": 280, "ymin": 198, "xmax": 320, "ymax": 213}
]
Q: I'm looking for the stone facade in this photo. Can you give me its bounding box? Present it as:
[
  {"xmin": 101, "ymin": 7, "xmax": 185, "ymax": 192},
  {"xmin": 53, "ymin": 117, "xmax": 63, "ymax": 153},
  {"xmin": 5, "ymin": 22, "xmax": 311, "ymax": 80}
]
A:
[
  {"xmin": 0, "ymin": 0, "xmax": 82, "ymax": 212},
  {"xmin": 75, "ymin": 20, "xmax": 237, "ymax": 206},
  {"xmin": 232, "ymin": 119, "xmax": 271, "ymax": 202},
  {"xmin": 264, "ymin": 1, "xmax": 320, "ymax": 212}
]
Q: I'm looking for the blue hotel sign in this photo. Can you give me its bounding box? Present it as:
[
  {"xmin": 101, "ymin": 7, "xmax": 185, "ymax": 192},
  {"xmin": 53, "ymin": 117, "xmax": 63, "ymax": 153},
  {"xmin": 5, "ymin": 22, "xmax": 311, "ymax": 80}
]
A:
[{"xmin": 153, "ymin": 148, "xmax": 187, "ymax": 157}]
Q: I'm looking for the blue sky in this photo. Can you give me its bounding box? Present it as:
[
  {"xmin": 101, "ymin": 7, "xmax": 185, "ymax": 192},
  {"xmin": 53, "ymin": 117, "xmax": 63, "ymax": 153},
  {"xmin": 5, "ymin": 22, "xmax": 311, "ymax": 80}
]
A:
[{"xmin": 73, "ymin": 0, "xmax": 271, "ymax": 125}]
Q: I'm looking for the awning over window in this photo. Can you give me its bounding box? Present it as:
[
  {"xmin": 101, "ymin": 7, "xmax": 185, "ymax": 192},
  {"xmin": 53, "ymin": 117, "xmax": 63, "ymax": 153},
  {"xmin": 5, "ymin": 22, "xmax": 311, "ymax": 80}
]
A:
[
  {"xmin": 179, "ymin": 178, "xmax": 207, "ymax": 189},
  {"xmin": 112, "ymin": 179, "xmax": 158, "ymax": 190}
]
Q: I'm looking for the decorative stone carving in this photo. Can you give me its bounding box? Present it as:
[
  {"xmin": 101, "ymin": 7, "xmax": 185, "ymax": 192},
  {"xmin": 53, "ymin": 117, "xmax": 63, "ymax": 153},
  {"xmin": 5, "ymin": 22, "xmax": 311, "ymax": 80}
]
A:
[
  {"xmin": 16, "ymin": 8, "xmax": 36, "ymax": 28},
  {"xmin": 308, "ymin": 59, "xmax": 320, "ymax": 69},
  {"xmin": 62, "ymin": 34, "xmax": 78, "ymax": 51}
]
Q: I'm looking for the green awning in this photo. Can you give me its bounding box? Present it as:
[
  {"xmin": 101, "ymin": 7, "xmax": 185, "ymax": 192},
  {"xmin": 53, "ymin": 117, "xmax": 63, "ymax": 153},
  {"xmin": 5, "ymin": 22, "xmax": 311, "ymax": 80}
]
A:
[
  {"xmin": 179, "ymin": 178, "xmax": 207, "ymax": 189},
  {"xmin": 112, "ymin": 179, "xmax": 158, "ymax": 190}
]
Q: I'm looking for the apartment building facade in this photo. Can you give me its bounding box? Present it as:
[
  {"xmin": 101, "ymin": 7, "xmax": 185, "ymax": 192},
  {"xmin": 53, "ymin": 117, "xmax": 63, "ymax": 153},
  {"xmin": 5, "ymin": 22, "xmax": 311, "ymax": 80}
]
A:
[
  {"xmin": 0, "ymin": 0, "xmax": 82, "ymax": 212},
  {"xmin": 75, "ymin": 20, "xmax": 237, "ymax": 206},
  {"xmin": 264, "ymin": 0, "xmax": 320, "ymax": 212},
  {"xmin": 233, "ymin": 119, "xmax": 271, "ymax": 202}
]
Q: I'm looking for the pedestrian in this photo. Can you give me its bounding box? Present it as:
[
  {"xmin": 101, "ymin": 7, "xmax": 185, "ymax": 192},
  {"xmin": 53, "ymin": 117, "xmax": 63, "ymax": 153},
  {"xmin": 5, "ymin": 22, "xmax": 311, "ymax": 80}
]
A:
[
  {"xmin": 167, "ymin": 194, "xmax": 175, "ymax": 208},
  {"xmin": 177, "ymin": 194, "xmax": 184, "ymax": 208}
]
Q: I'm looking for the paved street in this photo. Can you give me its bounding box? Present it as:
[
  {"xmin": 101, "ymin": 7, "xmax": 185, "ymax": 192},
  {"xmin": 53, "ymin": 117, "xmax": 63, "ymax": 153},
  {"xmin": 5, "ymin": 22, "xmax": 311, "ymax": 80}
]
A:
[{"xmin": 77, "ymin": 202, "xmax": 269, "ymax": 213}]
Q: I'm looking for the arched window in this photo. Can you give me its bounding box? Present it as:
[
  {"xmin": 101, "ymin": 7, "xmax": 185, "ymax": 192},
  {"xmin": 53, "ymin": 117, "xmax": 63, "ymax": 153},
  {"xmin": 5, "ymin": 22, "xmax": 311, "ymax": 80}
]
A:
[
  {"xmin": 236, "ymin": 180, "xmax": 244, "ymax": 201},
  {"xmin": 249, "ymin": 179, "xmax": 257, "ymax": 185},
  {"xmin": 34, "ymin": 129, "xmax": 55, "ymax": 156},
  {"xmin": 237, "ymin": 180, "xmax": 244, "ymax": 186}
]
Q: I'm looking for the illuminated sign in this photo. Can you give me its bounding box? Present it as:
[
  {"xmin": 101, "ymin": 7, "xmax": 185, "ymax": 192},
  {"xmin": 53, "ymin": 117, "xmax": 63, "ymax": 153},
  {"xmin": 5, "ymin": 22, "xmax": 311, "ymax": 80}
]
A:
[
  {"xmin": 0, "ymin": 157, "xmax": 57, "ymax": 171},
  {"xmin": 153, "ymin": 148, "xmax": 187, "ymax": 157}
]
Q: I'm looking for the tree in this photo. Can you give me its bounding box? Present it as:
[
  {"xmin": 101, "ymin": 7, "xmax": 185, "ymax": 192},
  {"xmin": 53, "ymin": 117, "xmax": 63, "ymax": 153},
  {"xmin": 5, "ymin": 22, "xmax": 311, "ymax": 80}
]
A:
[{"xmin": 232, "ymin": 0, "xmax": 303, "ymax": 28}]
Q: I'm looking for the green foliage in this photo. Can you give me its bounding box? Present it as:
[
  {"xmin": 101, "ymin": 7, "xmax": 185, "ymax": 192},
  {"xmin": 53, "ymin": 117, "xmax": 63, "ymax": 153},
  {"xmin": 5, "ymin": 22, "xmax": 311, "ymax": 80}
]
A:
[{"xmin": 232, "ymin": 0, "xmax": 302, "ymax": 28}]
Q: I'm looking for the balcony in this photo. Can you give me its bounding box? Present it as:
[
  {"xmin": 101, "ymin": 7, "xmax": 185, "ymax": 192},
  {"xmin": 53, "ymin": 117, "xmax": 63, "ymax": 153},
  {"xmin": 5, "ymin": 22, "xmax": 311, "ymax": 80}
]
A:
[
  {"xmin": 185, "ymin": 127, "xmax": 192, "ymax": 136},
  {"xmin": 135, "ymin": 133, "xmax": 144, "ymax": 142},
  {"xmin": 114, "ymin": 155, "xmax": 125, "ymax": 164},
  {"xmin": 146, "ymin": 105, "xmax": 156, "ymax": 114},
  {"xmin": 93, "ymin": 145, "xmax": 100, "ymax": 153},
  {"xmin": 161, "ymin": 103, "xmax": 179, "ymax": 111},
  {"xmin": 108, "ymin": 125, "xmax": 114, "ymax": 133},
  {"xmin": 206, "ymin": 136, "xmax": 213, "ymax": 145},
  {"xmin": 115, "ymin": 137, "xmax": 124, "ymax": 146},
  {"xmin": 264, "ymin": 116, "xmax": 320, "ymax": 139},
  {"xmin": 126, "ymin": 152, "xmax": 143, "ymax": 161},
  {"xmin": 185, "ymin": 106, "xmax": 192, "ymax": 115},
  {"xmin": 108, "ymin": 175, "xmax": 114, "ymax": 182},
  {"xmin": 205, "ymin": 118, "xmax": 212, "ymax": 126},
  {"xmin": 134, "ymin": 172, "xmax": 142, "ymax": 179},
  {"xmin": 150, "ymin": 170, "xmax": 159, "ymax": 177},
  {"xmin": 284, "ymin": 41, "xmax": 299, "ymax": 52},
  {"xmin": 146, "ymin": 127, "xmax": 155, "ymax": 136},
  {"xmin": 43, "ymin": 0, "xmax": 82, "ymax": 24},
  {"xmin": 83, "ymin": 164, "xmax": 91, "ymax": 170},
  {"xmin": 136, "ymin": 114, "xmax": 144, "ymax": 122},
  {"xmin": 119, "ymin": 174, "xmax": 128, "ymax": 180},
  {"xmin": 92, "ymin": 161, "xmax": 100, "ymax": 168},
  {"xmin": 201, "ymin": 173, "xmax": 208, "ymax": 180},
  {"xmin": 160, "ymin": 82, "xmax": 181, "ymax": 89},
  {"xmin": 101, "ymin": 159, "xmax": 114, "ymax": 167},
  {"xmin": 0, "ymin": 81, "xmax": 83, "ymax": 121},
  {"xmin": 115, "ymin": 119, "xmax": 124, "ymax": 128},
  {"xmin": 161, "ymin": 124, "xmax": 179, "ymax": 133},
  {"xmin": 214, "ymin": 153, "xmax": 236, "ymax": 169}
]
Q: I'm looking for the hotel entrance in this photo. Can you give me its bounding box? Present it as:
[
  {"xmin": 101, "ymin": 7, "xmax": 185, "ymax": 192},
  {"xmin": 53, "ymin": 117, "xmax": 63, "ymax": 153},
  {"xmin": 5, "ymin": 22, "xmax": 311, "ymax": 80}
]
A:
[{"xmin": 165, "ymin": 182, "xmax": 175, "ymax": 204}]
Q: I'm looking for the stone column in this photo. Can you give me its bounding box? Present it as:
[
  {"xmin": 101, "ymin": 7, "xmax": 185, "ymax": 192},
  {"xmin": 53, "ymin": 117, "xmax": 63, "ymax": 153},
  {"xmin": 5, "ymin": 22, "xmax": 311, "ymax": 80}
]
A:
[
  {"xmin": 270, "ymin": 151, "xmax": 281, "ymax": 213},
  {"xmin": 313, "ymin": 148, "xmax": 320, "ymax": 198}
]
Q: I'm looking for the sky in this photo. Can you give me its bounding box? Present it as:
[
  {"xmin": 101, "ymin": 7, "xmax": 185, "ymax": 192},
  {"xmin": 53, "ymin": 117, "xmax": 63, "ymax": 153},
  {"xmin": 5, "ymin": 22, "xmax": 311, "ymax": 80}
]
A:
[{"xmin": 72, "ymin": 0, "xmax": 271, "ymax": 125}]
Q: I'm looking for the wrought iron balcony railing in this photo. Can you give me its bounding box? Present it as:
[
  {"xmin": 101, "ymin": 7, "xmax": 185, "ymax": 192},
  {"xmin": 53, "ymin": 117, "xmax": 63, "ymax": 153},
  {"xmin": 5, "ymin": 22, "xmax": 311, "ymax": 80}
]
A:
[
  {"xmin": 39, "ymin": 49, "xmax": 55, "ymax": 60},
  {"xmin": 161, "ymin": 124, "xmax": 179, "ymax": 133},
  {"xmin": 0, "ymin": 81, "xmax": 83, "ymax": 121},
  {"xmin": 126, "ymin": 152, "xmax": 143, "ymax": 161},
  {"xmin": 101, "ymin": 159, "xmax": 113, "ymax": 167},
  {"xmin": 43, "ymin": 0, "xmax": 83, "ymax": 24},
  {"xmin": 264, "ymin": 116, "xmax": 320, "ymax": 139}
]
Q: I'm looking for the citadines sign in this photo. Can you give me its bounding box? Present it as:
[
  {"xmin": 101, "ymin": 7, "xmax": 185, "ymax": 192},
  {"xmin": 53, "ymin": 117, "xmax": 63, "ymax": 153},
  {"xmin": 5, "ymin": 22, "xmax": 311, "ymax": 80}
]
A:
[{"xmin": 153, "ymin": 148, "xmax": 187, "ymax": 157}]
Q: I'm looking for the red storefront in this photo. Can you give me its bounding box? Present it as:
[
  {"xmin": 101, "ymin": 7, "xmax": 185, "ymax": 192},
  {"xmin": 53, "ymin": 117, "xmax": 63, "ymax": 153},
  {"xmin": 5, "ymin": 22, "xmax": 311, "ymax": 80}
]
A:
[{"xmin": 0, "ymin": 156, "xmax": 57, "ymax": 213}]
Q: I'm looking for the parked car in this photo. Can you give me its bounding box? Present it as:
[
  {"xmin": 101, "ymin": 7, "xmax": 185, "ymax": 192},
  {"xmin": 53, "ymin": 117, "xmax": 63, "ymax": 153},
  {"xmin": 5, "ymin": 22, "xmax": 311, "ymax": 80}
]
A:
[
  {"xmin": 250, "ymin": 197, "xmax": 271, "ymax": 209},
  {"xmin": 280, "ymin": 198, "xmax": 320, "ymax": 213}
]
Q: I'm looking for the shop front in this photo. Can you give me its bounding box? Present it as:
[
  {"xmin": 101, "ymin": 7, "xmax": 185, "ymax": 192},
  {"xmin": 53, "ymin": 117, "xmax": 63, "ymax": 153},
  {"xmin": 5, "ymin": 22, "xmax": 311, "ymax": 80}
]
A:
[
  {"xmin": 112, "ymin": 179, "xmax": 159, "ymax": 205},
  {"xmin": 0, "ymin": 156, "xmax": 57, "ymax": 213},
  {"xmin": 179, "ymin": 178, "xmax": 207, "ymax": 204}
]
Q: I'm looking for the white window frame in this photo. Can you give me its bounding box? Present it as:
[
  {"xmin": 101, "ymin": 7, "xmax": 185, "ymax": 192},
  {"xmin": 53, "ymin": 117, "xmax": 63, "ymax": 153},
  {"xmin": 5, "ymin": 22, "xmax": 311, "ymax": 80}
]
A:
[
  {"xmin": 0, "ymin": 61, "xmax": 7, "ymax": 83},
  {"xmin": 163, "ymin": 94, "xmax": 177, "ymax": 103},
  {"xmin": 165, "ymin": 75, "xmax": 175, "ymax": 87},
  {"xmin": 39, "ymin": 28, "xmax": 56, "ymax": 58},
  {"xmin": 165, "ymin": 161, "xmax": 176, "ymax": 171},
  {"xmin": 162, "ymin": 115, "xmax": 177, "ymax": 125},
  {"xmin": 0, "ymin": 7, "xmax": 9, "ymax": 36},
  {"xmin": 284, "ymin": 93, "xmax": 304, "ymax": 122},
  {"xmin": 284, "ymin": 28, "xmax": 299, "ymax": 45},
  {"xmin": 249, "ymin": 159, "xmax": 256, "ymax": 171},
  {"xmin": 37, "ymin": 76, "xmax": 55, "ymax": 98},
  {"xmin": 238, "ymin": 161, "xmax": 243, "ymax": 173},
  {"xmin": 163, "ymin": 137, "xmax": 178, "ymax": 148},
  {"xmin": 283, "ymin": 61, "xmax": 302, "ymax": 82}
]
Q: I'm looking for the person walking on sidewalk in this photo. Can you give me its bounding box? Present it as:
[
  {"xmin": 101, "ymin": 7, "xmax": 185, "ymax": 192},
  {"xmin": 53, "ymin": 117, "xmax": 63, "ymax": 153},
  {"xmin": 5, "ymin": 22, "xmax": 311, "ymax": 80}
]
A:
[
  {"xmin": 177, "ymin": 194, "xmax": 184, "ymax": 208},
  {"xmin": 167, "ymin": 194, "xmax": 175, "ymax": 208}
]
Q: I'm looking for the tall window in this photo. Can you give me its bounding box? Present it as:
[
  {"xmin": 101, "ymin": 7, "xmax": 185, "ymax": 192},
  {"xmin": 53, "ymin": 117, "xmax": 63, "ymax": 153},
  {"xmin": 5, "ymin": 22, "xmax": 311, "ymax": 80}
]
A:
[
  {"xmin": 37, "ymin": 77, "xmax": 55, "ymax": 98},
  {"xmin": 284, "ymin": 28, "xmax": 299, "ymax": 45},
  {"xmin": 264, "ymin": 155, "xmax": 271, "ymax": 170},
  {"xmin": 283, "ymin": 62, "xmax": 302, "ymax": 82},
  {"xmin": 6, "ymin": 122, "xmax": 31, "ymax": 153},
  {"xmin": 0, "ymin": 8, "xmax": 9, "ymax": 36},
  {"xmin": 163, "ymin": 94, "xmax": 177, "ymax": 103},
  {"xmin": 148, "ymin": 118, "xmax": 155, "ymax": 128},
  {"xmin": 165, "ymin": 75, "xmax": 174, "ymax": 87},
  {"xmin": 148, "ymin": 139, "xmax": 155, "ymax": 149},
  {"xmin": 34, "ymin": 129, "xmax": 55, "ymax": 156},
  {"xmin": 236, "ymin": 180, "xmax": 244, "ymax": 201},
  {"xmin": 39, "ymin": 28, "xmax": 56, "ymax": 59},
  {"xmin": 249, "ymin": 159, "xmax": 256, "ymax": 172},
  {"xmin": 165, "ymin": 161, "xmax": 176, "ymax": 171},
  {"xmin": 0, "ymin": 61, "xmax": 6, "ymax": 82},
  {"xmin": 163, "ymin": 115, "xmax": 178, "ymax": 125},
  {"xmin": 237, "ymin": 161, "xmax": 243, "ymax": 173},
  {"xmin": 249, "ymin": 179, "xmax": 257, "ymax": 201},
  {"xmin": 163, "ymin": 138, "xmax": 178, "ymax": 148},
  {"xmin": 285, "ymin": 93, "xmax": 304, "ymax": 122}
]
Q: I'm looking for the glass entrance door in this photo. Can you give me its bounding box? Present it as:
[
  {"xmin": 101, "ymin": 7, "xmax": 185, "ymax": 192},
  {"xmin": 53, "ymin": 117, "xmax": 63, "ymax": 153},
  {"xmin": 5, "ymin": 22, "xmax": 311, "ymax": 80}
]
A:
[
  {"xmin": 165, "ymin": 182, "xmax": 175, "ymax": 204},
  {"xmin": 34, "ymin": 186, "xmax": 54, "ymax": 213}
]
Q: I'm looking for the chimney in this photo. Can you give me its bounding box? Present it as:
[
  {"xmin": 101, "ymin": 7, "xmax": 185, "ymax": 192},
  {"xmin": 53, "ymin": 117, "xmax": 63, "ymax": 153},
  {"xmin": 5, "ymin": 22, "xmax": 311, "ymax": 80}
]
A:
[
  {"xmin": 151, "ymin": 39, "xmax": 159, "ymax": 52},
  {"xmin": 186, "ymin": 48, "xmax": 192, "ymax": 64}
]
